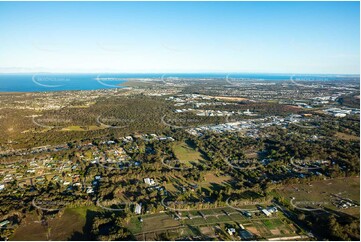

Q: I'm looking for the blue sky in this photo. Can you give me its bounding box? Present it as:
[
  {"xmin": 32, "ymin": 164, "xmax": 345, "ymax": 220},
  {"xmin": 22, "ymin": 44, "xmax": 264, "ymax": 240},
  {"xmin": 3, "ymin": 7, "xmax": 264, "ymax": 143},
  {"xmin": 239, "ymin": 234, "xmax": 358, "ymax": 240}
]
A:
[{"xmin": 0, "ymin": 1, "xmax": 359, "ymax": 74}]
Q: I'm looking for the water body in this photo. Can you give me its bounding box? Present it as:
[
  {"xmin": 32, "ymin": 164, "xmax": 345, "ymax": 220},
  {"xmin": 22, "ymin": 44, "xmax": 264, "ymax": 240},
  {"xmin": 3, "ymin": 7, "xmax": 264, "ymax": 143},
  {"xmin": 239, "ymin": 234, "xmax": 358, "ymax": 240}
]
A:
[
  {"xmin": 0, "ymin": 74, "xmax": 128, "ymax": 92},
  {"xmin": 0, "ymin": 73, "xmax": 358, "ymax": 92}
]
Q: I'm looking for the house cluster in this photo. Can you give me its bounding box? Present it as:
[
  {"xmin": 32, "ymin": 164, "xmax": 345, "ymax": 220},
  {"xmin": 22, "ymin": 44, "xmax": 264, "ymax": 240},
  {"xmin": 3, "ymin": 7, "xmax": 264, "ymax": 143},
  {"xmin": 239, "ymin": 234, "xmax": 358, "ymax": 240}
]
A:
[
  {"xmin": 120, "ymin": 134, "xmax": 175, "ymax": 144},
  {"xmin": 2, "ymin": 174, "xmax": 14, "ymax": 183},
  {"xmin": 90, "ymin": 146, "xmax": 141, "ymax": 170},
  {"xmin": 226, "ymin": 224, "xmax": 255, "ymax": 240},
  {"xmin": 86, "ymin": 175, "xmax": 103, "ymax": 194},
  {"xmin": 332, "ymin": 197, "xmax": 359, "ymax": 209},
  {"xmin": 144, "ymin": 178, "xmax": 156, "ymax": 186},
  {"xmin": 293, "ymin": 159, "xmax": 330, "ymax": 168},
  {"xmin": 138, "ymin": 134, "xmax": 175, "ymax": 142},
  {"xmin": 0, "ymin": 132, "xmax": 177, "ymax": 194},
  {"xmin": 1, "ymin": 151, "xmax": 69, "ymax": 191},
  {"xmin": 144, "ymin": 177, "xmax": 168, "ymax": 194},
  {"xmin": 3, "ymin": 89, "xmax": 109, "ymax": 111},
  {"xmin": 166, "ymin": 94, "xmax": 212, "ymax": 104},
  {"xmin": 0, "ymin": 143, "xmax": 70, "ymax": 158}
]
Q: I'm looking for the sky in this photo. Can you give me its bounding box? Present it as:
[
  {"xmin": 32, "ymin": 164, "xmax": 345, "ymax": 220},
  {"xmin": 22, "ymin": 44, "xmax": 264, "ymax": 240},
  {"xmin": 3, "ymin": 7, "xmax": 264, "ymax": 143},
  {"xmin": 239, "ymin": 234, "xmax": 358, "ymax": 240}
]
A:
[{"xmin": 0, "ymin": 1, "xmax": 359, "ymax": 74}]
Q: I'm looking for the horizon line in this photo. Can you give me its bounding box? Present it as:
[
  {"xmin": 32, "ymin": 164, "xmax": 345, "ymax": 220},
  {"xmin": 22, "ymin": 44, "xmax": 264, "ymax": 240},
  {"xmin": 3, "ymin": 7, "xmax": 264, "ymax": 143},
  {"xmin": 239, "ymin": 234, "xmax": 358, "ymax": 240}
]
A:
[{"xmin": 0, "ymin": 71, "xmax": 359, "ymax": 76}]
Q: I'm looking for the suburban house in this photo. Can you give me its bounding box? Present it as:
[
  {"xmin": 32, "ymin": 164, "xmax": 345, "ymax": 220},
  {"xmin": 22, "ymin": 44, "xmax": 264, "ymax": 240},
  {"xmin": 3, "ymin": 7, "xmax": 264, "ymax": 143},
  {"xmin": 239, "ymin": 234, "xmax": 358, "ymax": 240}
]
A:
[{"xmin": 144, "ymin": 178, "xmax": 155, "ymax": 186}]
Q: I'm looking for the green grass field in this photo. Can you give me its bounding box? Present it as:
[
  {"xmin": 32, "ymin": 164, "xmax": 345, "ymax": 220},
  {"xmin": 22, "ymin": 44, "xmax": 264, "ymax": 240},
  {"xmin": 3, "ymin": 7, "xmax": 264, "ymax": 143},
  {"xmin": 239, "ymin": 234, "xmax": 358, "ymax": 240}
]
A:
[
  {"xmin": 172, "ymin": 141, "xmax": 203, "ymax": 165},
  {"xmin": 262, "ymin": 219, "xmax": 284, "ymax": 229},
  {"xmin": 170, "ymin": 140, "xmax": 206, "ymax": 169}
]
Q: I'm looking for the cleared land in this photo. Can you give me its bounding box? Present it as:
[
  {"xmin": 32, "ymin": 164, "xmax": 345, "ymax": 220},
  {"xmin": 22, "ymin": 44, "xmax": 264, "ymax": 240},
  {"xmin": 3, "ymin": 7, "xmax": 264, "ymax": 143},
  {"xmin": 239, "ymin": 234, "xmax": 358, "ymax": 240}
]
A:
[
  {"xmin": 198, "ymin": 173, "xmax": 232, "ymax": 190},
  {"xmin": 276, "ymin": 176, "xmax": 360, "ymax": 217},
  {"xmin": 172, "ymin": 141, "xmax": 203, "ymax": 166},
  {"xmin": 334, "ymin": 131, "xmax": 359, "ymax": 141},
  {"xmin": 61, "ymin": 125, "xmax": 105, "ymax": 131},
  {"xmin": 10, "ymin": 206, "xmax": 96, "ymax": 240},
  {"xmin": 211, "ymin": 96, "xmax": 249, "ymax": 102},
  {"xmin": 127, "ymin": 213, "xmax": 181, "ymax": 235}
]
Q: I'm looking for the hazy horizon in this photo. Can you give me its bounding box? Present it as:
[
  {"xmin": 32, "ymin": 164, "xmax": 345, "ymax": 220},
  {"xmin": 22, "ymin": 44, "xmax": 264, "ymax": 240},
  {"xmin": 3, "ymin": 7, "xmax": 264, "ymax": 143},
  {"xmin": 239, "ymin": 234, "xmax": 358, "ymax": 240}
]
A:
[{"xmin": 0, "ymin": 71, "xmax": 359, "ymax": 76}]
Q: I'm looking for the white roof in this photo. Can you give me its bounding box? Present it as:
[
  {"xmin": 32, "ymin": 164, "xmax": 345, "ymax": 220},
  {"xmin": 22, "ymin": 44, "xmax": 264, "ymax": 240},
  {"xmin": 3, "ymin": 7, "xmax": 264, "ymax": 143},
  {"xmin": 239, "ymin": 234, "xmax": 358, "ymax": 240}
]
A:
[
  {"xmin": 135, "ymin": 203, "xmax": 142, "ymax": 214},
  {"xmin": 262, "ymin": 209, "xmax": 271, "ymax": 216}
]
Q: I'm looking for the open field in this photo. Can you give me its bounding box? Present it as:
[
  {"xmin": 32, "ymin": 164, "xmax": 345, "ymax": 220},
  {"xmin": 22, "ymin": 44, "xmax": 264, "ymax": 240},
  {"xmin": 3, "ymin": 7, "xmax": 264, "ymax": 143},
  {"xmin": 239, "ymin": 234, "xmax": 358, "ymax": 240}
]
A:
[
  {"xmin": 60, "ymin": 125, "xmax": 105, "ymax": 131},
  {"xmin": 334, "ymin": 131, "xmax": 360, "ymax": 141},
  {"xmin": 245, "ymin": 151, "xmax": 258, "ymax": 159},
  {"xmin": 276, "ymin": 176, "xmax": 360, "ymax": 217},
  {"xmin": 172, "ymin": 141, "xmax": 203, "ymax": 166},
  {"xmin": 198, "ymin": 173, "xmax": 232, "ymax": 190},
  {"xmin": 163, "ymin": 182, "xmax": 178, "ymax": 193},
  {"xmin": 127, "ymin": 213, "xmax": 181, "ymax": 235},
  {"xmin": 164, "ymin": 173, "xmax": 232, "ymax": 195},
  {"xmin": 10, "ymin": 206, "xmax": 100, "ymax": 241}
]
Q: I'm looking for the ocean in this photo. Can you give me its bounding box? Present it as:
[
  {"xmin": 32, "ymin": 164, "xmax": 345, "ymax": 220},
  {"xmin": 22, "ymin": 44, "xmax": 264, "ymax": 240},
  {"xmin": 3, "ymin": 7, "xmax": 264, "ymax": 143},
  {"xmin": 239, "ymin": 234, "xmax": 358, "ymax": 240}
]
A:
[{"xmin": 0, "ymin": 73, "xmax": 358, "ymax": 92}]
